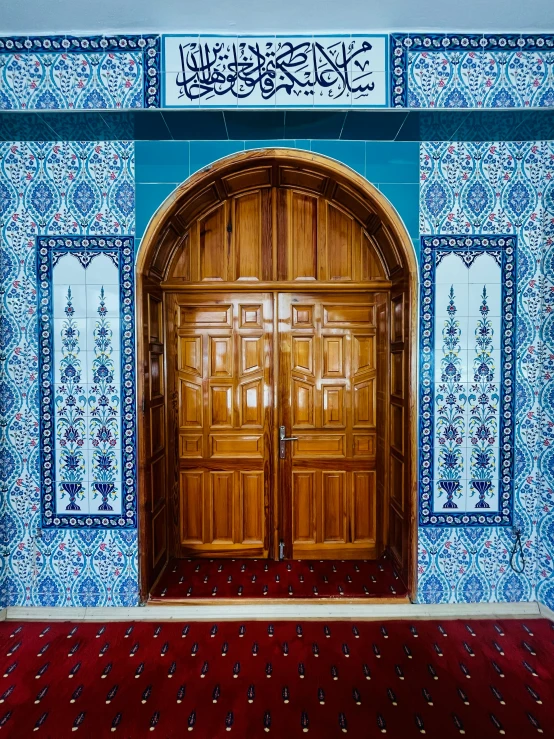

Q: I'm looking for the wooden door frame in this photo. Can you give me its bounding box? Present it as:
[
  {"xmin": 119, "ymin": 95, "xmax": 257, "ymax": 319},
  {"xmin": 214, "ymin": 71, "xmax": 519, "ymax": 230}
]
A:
[{"xmin": 136, "ymin": 149, "xmax": 419, "ymax": 602}]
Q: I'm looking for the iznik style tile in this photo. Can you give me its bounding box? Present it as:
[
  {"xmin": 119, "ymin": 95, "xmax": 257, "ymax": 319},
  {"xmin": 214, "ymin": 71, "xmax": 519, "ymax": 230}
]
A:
[
  {"xmin": 0, "ymin": 35, "xmax": 160, "ymax": 110},
  {"xmin": 420, "ymin": 235, "xmax": 515, "ymax": 525},
  {"xmin": 0, "ymin": 140, "xmax": 137, "ymax": 608},
  {"xmin": 391, "ymin": 34, "xmax": 554, "ymax": 109},
  {"xmin": 418, "ymin": 140, "xmax": 554, "ymax": 607},
  {"xmin": 38, "ymin": 238, "xmax": 136, "ymax": 527}
]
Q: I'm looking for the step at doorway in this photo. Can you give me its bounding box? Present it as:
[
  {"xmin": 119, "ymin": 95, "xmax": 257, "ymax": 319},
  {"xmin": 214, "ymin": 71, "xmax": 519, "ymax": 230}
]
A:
[{"xmin": 149, "ymin": 555, "xmax": 407, "ymax": 602}]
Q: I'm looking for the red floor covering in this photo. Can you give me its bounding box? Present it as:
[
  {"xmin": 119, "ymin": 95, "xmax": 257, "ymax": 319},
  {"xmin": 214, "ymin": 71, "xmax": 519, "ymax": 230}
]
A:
[
  {"xmin": 150, "ymin": 555, "xmax": 406, "ymax": 600},
  {"xmin": 1, "ymin": 619, "xmax": 553, "ymax": 738}
]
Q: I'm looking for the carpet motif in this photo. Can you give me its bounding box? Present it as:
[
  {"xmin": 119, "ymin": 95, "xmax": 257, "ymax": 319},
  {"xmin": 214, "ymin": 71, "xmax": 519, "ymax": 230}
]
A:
[{"xmin": 0, "ymin": 618, "xmax": 552, "ymax": 737}]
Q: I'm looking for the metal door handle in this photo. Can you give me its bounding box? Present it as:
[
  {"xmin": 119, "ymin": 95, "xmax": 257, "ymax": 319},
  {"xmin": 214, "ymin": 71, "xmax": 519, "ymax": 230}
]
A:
[{"xmin": 279, "ymin": 426, "xmax": 298, "ymax": 458}]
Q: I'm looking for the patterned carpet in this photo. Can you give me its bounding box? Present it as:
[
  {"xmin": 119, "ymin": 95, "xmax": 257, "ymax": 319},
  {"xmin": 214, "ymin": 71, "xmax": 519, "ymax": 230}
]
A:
[
  {"xmin": 0, "ymin": 618, "xmax": 553, "ymax": 737},
  {"xmin": 150, "ymin": 556, "xmax": 406, "ymax": 600}
]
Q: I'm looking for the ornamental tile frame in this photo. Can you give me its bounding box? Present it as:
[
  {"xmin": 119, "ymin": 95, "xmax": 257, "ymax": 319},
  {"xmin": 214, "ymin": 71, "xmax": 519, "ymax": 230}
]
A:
[
  {"xmin": 37, "ymin": 235, "xmax": 137, "ymax": 528},
  {"xmin": 0, "ymin": 35, "xmax": 160, "ymax": 109},
  {"xmin": 391, "ymin": 34, "xmax": 554, "ymax": 108},
  {"xmin": 419, "ymin": 234, "xmax": 517, "ymax": 527}
]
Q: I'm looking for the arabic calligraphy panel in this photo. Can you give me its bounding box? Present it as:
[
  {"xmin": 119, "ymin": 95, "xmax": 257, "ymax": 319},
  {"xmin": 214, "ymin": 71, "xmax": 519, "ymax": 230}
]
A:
[{"xmin": 164, "ymin": 35, "xmax": 388, "ymax": 108}]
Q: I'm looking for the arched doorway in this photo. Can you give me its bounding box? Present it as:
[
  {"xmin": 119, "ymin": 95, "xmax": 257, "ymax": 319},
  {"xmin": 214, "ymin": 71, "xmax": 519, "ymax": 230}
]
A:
[{"xmin": 136, "ymin": 149, "xmax": 418, "ymax": 601}]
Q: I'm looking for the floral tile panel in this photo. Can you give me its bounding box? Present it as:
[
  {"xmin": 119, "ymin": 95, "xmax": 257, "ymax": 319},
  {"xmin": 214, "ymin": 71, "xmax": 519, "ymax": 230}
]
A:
[
  {"xmin": 420, "ymin": 235, "xmax": 516, "ymax": 526},
  {"xmin": 38, "ymin": 236, "xmax": 136, "ymax": 528}
]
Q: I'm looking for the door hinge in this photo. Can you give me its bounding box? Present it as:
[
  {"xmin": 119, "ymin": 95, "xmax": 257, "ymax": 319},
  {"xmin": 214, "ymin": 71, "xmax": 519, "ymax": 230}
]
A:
[{"xmin": 278, "ymin": 540, "xmax": 285, "ymax": 560}]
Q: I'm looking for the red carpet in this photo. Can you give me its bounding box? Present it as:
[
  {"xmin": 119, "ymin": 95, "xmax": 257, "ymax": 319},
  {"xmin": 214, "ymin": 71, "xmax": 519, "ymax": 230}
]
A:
[
  {"xmin": 150, "ymin": 556, "xmax": 406, "ymax": 600},
  {"xmin": 0, "ymin": 619, "xmax": 553, "ymax": 738}
]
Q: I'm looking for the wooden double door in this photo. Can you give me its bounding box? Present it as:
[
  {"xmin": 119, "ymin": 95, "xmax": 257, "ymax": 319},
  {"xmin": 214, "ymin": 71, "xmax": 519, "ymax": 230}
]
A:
[{"xmin": 169, "ymin": 290, "xmax": 381, "ymax": 560}]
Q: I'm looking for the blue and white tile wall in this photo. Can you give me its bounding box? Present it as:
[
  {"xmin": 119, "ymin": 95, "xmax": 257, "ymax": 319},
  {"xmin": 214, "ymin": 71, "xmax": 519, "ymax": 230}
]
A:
[
  {"xmin": 0, "ymin": 141, "xmax": 139, "ymax": 607},
  {"xmin": 418, "ymin": 141, "xmax": 554, "ymax": 606}
]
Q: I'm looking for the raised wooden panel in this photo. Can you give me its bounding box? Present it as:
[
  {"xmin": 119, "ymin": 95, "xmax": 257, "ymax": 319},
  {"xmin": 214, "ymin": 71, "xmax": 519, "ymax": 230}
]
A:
[
  {"xmin": 180, "ymin": 305, "xmax": 231, "ymax": 327},
  {"xmin": 322, "ymin": 472, "xmax": 346, "ymax": 542},
  {"xmin": 178, "ymin": 336, "xmax": 202, "ymax": 376},
  {"xmin": 150, "ymin": 352, "xmax": 164, "ymax": 399},
  {"xmin": 372, "ymin": 223, "xmax": 401, "ymax": 275},
  {"xmin": 332, "ymin": 183, "xmax": 374, "ymax": 228},
  {"xmin": 240, "ymin": 379, "xmax": 263, "ymax": 426},
  {"xmin": 151, "ymin": 223, "xmax": 182, "ymax": 279},
  {"xmin": 279, "ymin": 167, "xmax": 327, "ymax": 194},
  {"xmin": 167, "ymin": 232, "xmax": 191, "ymax": 281},
  {"xmin": 234, "ymin": 192, "xmax": 263, "ymax": 280},
  {"xmin": 323, "ymin": 304, "xmax": 375, "ymax": 327},
  {"xmin": 180, "ymin": 380, "xmax": 202, "ymax": 427},
  {"xmin": 210, "ymin": 472, "xmax": 234, "ymax": 542},
  {"xmin": 199, "ymin": 204, "xmax": 228, "ymax": 281},
  {"xmin": 391, "ymin": 351, "xmax": 404, "ymax": 398},
  {"xmin": 240, "ymin": 336, "xmax": 263, "ymax": 375},
  {"xmin": 353, "ymin": 335, "xmax": 375, "ymax": 375},
  {"xmin": 150, "ymin": 455, "xmax": 167, "ymax": 512},
  {"xmin": 391, "ymin": 294, "xmax": 404, "ymax": 343},
  {"xmin": 360, "ymin": 231, "xmax": 386, "ymax": 280},
  {"xmin": 326, "ymin": 204, "xmax": 353, "ymax": 281},
  {"xmin": 292, "ymin": 337, "xmax": 314, "ymax": 375},
  {"xmin": 322, "ymin": 386, "xmax": 345, "ymax": 427},
  {"xmin": 391, "ymin": 402, "xmax": 404, "ymax": 454},
  {"xmin": 353, "ymin": 434, "xmax": 376, "ymax": 457},
  {"xmin": 180, "ymin": 471, "xmax": 204, "ymax": 543},
  {"xmin": 150, "ymin": 404, "xmax": 165, "ymax": 456},
  {"xmin": 293, "ymin": 472, "xmax": 316, "ymax": 543},
  {"xmin": 390, "ymin": 454, "xmax": 404, "ymax": 508},
  {"xmin": 292, "ymin": 305, "xmax": 314, "ymax": 327},
  {"xmin": 322, "ymin": 337, "xmax": 344, "ymax": 377},
  {"xmin": 352, "ymin": 472, "xmax": 376, "ymax": 543},
  {"xmin": 210, "ymin": 435, "xmax": 263, "ymax": 457},
  {"xmin": 210, "ymin": 386, "xmax": 233, "ymax": 427},
  {"xmin": 294, "ymin": 435, "xmax": 345, "ymax": 457},
  {"xmin": 240, "ymin": 305, "xmax": 262, "ymax": 328},
  {"xmin": 148, "ymin": 295, "xmax": 162, "ymax": 342},
  {"xmin": 222, "ymin": 166, "xmax": 272, "ymax": 195},
  {"xmin": 209, "ymin": 336, "xmax": 233, "ymax": 378},
  {"xmin": 179, "ymin": 435, "xmax": 203, "ymax": 458},
  {"xmin": 289, "ymin": 192, "xmax": 318, "ymax": 280},
  {"xmin": 292, "ymin": 380, "xmax": 314, "ymax": 427},
  {"xmin": 241, "ymin": 472, "xmax": 264, "ymax": 544},
  {"xmin": 175, "ymin": 183, "xmax": 220, "ymax": 227},
  {"xmin": 353, "ymin": 379, "xmax": 376, "ymax": 427}
]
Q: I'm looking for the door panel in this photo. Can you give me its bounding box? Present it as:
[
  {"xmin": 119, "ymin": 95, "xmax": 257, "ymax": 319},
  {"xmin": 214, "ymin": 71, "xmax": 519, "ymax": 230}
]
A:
[
  {"xmin": 279, "ymin": 293, "xmax": 380, "ymax": 559},
  {"xmin": 172, "ymin": 293, "xmax": 273, "ymax": 557}
]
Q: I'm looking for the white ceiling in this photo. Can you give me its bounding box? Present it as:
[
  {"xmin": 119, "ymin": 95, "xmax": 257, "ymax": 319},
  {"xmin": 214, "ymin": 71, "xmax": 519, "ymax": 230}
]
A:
[{"xmin": 2, "ymin": 0, "xmax": 553, "ymax": 36}]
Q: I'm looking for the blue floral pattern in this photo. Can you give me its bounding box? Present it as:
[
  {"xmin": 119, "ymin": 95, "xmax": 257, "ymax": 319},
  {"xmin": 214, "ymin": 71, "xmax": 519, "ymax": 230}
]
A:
[
  {"xmin": 0, "ymin": 35, "xmax": 160, "ymax": 110},
  {"xmin": 89, "ymin": 287, "xmax": 120, "ymax": 512},
  {"xmin": 419, "ymin": 141, "xmax": 553, "ymax": 609},
  {"xmin": 56, "ymin": 288, "xmax": 87, "ymax": 511},
  {"xmin": 0, "ymin": 140, "xmax": 137, "ymax": 608}
]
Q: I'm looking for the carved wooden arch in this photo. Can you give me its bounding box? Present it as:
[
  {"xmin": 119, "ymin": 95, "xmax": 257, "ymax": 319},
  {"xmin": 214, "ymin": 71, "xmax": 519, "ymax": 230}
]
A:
[{"xmin": 136, "ymin": 148, "xmax": 418, "ymax": 601}]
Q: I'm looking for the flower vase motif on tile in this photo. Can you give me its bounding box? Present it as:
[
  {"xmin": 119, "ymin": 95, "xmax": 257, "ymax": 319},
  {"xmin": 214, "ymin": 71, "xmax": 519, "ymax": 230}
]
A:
[
  {"xmin": 468, "ymin": 287, "xmax": 498, "ymax": 509},
  {"xmin": 89, "ymin": 287, "xmax": 119, "ymax": 512},
  {"xmin": 56, "ymin": 288, "xmax": 87, "ymax": 511},
  {"xmin": 436, "ymin": 286, "xmax": 466, "ymax": 509}
]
